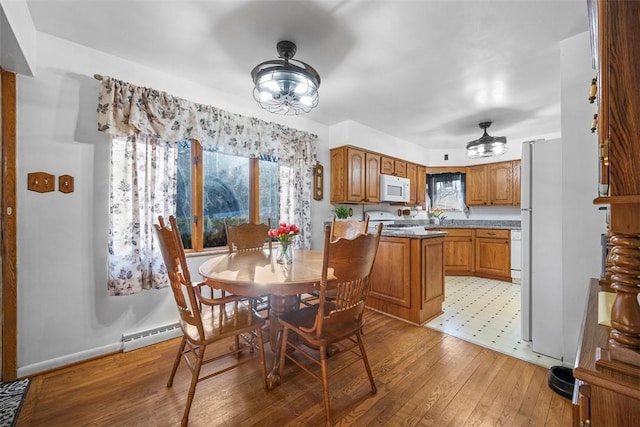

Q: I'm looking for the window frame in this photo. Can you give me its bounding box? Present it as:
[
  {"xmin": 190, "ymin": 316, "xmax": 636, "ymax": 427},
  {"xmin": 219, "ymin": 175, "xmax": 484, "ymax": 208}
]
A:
[{"xmin": 186, "ymin": 139, "xmax": 263, "ymax": 253}]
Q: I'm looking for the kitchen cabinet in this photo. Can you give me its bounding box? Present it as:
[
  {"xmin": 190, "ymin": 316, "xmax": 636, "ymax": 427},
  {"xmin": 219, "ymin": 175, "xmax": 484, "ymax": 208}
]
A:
[
  {"xmin": 367, "ymin": 235, "xmax": 445, "ymax": 325},
  {"xmin": 381, "ymin": 156, "xmax": 407, "ymax": 177},
  {"xmin": 466, "ymin": 165, "xmax": 488, "ymax": 205},
  {"xmin": 488, "ymin": 161, "xmax": 513, "ymax": 205},
  {"xmin": 466, "ymin": 160, "xmax": 519, "ymax": 206},
  {"xmin": 330, "ymin": 146, "xmax": 380, "ymax": 204},
  {"xmin": 512, "ymin": 159, "xmax": 521, "ymax": 206},
  {"xmin": 416, "ymin": 165, "xmax": 427, "ymax": 207},
  {"xmin": 440, "ymin": 228, "xmax": 474, "ymax": 275},
  {"xmin": 406, "ymin": 163, "xmax": 417, "ymax": 204},
  {"xmin": 474, "ymin": 229, "xmax": 511, "ymax": 281}
]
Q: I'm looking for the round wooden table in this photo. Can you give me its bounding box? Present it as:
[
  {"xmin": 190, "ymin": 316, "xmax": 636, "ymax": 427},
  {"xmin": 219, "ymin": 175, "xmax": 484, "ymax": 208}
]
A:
[{"xmin": 198, "ymin": 248, "xmax": 331, "ymax": 388}]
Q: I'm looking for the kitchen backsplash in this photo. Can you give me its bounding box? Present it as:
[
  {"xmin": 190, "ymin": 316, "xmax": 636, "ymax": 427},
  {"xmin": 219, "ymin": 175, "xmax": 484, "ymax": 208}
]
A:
[{"xmin": 340, "ymin": 203, "xmax": 521, "ymax": 222}]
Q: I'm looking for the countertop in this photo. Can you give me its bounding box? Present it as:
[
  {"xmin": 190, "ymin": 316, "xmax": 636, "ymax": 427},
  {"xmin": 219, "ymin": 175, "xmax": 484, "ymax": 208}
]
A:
[
  {"xmin": 380, "ymin": 229, "xmax": 447, "ymax": 238},
  {"xmin": 393, "ymin": 219, "xmax": 521, "ymax": 230}
]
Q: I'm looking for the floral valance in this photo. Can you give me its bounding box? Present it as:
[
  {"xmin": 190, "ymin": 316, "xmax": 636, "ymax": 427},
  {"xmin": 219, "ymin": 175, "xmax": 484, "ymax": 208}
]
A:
[{"xmin": 96, "ymin": 76, "xmax": 317, "ymax": 166}]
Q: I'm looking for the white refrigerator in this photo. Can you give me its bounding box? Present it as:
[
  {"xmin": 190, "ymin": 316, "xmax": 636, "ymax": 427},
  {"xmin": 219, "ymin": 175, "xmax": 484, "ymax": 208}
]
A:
[{"xmin": 521, "ymin": 139, "xmax": 563, "ymax": 360}]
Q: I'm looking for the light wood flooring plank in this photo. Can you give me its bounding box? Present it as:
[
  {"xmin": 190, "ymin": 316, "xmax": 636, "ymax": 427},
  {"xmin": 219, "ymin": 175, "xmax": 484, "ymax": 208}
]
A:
[{"xmin": 17, "ymin": 310, "xmax": 571, "ymax": 427}]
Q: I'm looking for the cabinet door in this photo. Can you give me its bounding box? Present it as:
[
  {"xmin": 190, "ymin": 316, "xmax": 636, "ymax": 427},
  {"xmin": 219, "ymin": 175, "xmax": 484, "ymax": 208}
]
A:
[
  {"xmin": 406, "ymin": 163, "xmax": 417, "ymax": 204},
  {"xmin": 369, "ymin": 238, "xmax": 411, "ymax": 307},
  {"xmin": 512, "ymin": 160, "xmax": 521, "ymax": 206},
  {"xmin": 346, "ymin": 147, "xmax": 366, "ymax": 203},
  {"xmin": 489, "ymin": 161, "xmax": 513, "ymax": 205},
  {"xmin": 381, "ymin": 156, "xmax": 395, "ymax": 175},
  {"xmin": 442, "ymin": 229, "xmax": 474, "ymax": 274},
  {"xmin": 330, "ymin": 147, "xmax": 346, "ymax": 203},
  {"xmin": 421, "ymin": 237, "xmax": 445, "ymax": 310},
  {"xmin": 416, "ymin": 165, "xmax": 427, "ymax": 206},
  {"xmin": 475, "ymin": 229, "xmax": 511, "ymax": 280},
  {"xmin": 364, "ymin": 153, "xmax": 381, "ymax": 203},
  {"xmin": 394, "ymin": 161, "xmax": 407, "ymax": 178},
  {"xmin": 466, "ymin": 165, "xmax": 488, "ymax": 205}
]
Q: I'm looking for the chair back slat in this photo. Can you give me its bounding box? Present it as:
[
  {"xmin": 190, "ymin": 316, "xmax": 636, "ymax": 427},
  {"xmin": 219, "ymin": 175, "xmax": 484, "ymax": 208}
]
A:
[{"xmin": 225, "ymin": 219, "xmax": 272, "ymax": 252}]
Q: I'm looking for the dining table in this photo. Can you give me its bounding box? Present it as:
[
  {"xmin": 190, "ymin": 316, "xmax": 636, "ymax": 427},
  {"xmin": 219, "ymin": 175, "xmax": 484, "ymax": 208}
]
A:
[{"xmin": 198, "ymin": 247, "xmax": 333, "ymax": 388}]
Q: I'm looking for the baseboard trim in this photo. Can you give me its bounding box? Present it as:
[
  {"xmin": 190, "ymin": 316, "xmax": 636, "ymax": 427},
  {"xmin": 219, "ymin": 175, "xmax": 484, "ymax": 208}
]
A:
[{"xmin": 17, "ymin": 342, "xmax": 122, "ymax": 378}]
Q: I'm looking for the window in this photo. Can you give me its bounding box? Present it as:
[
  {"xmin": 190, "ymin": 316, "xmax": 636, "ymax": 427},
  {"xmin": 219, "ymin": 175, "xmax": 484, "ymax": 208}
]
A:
[
  {"xmin": 427, "ymin": 172, "xmax": 466, "ymax": 211},
  {"xmin": 176, "ymin": 139, "xmax": 279, "ymax": 251}
]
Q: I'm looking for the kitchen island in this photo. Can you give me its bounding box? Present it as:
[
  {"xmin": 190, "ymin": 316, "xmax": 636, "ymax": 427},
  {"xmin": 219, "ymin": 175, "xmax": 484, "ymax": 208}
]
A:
[{"xmin": 367, "ymin": 230, "xmax": 446, "ymax": 325}]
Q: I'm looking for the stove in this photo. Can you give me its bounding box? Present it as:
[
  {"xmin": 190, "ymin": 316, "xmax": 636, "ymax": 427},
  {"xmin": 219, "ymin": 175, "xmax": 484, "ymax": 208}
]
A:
[{"xmin": 366, "ymin": 210, "xmax": 426, "ymax": 232}]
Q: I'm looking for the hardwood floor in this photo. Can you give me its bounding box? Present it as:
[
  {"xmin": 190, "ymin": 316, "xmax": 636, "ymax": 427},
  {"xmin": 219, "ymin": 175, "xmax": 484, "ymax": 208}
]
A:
[{"xmin": 17, "ymin": 310, "xmax": 572, "ymax": 426}]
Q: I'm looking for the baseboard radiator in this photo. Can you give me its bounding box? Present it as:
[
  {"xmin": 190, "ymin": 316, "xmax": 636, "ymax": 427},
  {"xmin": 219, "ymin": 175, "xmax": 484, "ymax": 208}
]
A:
[{"xmin": 122, "ymin": 322, "xmax": 182, "ymax": 352}]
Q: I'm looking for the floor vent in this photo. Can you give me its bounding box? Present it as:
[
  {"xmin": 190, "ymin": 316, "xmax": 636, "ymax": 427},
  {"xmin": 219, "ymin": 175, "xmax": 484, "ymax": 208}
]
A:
[{"xmin": 122, "ymin": 322, "xmax": 181, "ymax": 352}]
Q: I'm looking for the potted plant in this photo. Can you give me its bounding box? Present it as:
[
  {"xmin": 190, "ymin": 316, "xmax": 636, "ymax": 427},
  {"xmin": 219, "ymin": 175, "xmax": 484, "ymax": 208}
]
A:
[{"xmin": 333, "ymin": 205, "xmax": 350, "ymax": 220}]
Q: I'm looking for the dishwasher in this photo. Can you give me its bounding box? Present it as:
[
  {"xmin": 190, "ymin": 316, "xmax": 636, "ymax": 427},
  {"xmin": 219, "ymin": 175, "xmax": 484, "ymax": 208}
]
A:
[{"xmin": 510, "ymin": 230, "xmax": 521, "ymax": 284}]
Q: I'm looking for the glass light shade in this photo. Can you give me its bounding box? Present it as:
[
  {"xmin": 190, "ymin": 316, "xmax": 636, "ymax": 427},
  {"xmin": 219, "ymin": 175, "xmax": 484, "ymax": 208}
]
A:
[
  {"xmin": 252, "ymin": 67, "xmax": 319, "ymax": 115},
  {"xmin": 465, "ymin": 123, "xmax": 507, "ymax": 158},
  {"xmin": 251, "ymin": 41, "xmax": 321, "ymax": 115}
]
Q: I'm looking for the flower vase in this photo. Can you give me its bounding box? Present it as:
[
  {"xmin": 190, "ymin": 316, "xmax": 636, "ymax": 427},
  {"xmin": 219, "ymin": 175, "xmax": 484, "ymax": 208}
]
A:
[{"xmin": 277, "ymin": 241, "xmax": 293, "ymax": 264}]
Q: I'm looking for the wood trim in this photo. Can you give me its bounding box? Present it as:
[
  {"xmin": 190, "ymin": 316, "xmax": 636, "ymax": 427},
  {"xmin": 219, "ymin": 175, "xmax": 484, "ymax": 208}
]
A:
[
  {"xmin": 249, "ymin": 157, "xmax": 259, "ymax": 223},
  {"xmin": 191, "ymin": 140, "xmax": 203, "ymax": 251},
  {"xmin": 1, "ymin": 69, "xmax": 17, "ymax": 381}
]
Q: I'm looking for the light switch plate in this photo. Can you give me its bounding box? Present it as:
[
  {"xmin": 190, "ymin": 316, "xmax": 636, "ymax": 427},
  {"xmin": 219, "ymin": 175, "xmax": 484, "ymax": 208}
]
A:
[{"xmin": 27, "ymin": 172, "xmax": 55, "ymax": 193}]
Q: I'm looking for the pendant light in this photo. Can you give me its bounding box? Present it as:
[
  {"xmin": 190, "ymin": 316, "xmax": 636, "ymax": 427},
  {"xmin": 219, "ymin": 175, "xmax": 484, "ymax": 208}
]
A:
[
  {"xmin": 250, "ymin": 40, "xmax": 321, "ymax": 115},
  {"xmin": 466, "ymin": 121, "xmax": 507, "ymax": 158}
]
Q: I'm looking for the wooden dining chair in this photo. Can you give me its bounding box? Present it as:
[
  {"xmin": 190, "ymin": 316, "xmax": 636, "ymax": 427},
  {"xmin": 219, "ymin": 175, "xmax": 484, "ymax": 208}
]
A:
[
  {"xmin": 299, "ymin": 215, "xmax": 371, "ymax": 307},
  {"xmin": 154, "ymin": 215, "xmax": 267, "ymax": 427},
  {"xmin": 224, "ymin": 218, "xmax": 272, "ymax": 315},
  {"xmin": 277, "ymin": 223, "xmax": 383, "ymax": 426},
  {"xmin": 330, "ymin": 215, "xmax": 370, "ymax": 241}
]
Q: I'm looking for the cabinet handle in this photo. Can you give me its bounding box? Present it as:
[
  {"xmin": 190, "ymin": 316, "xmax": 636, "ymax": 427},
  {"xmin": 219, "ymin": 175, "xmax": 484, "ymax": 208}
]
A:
[
  {"xmin": 487, "ymin": 232, "xmax": 496, "ymax": 236},
  {"xmin": 590, "ymin": 113, "xmax": 598, "ymax": 133},
  {"xmin": 588, "ymin": 77, "xmax": 597, "ymax": 103}
]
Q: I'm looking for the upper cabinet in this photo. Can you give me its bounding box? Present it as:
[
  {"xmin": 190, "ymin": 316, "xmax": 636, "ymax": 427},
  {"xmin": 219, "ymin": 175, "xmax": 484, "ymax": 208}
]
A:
[
  {"xmin": 466, "ymin": 160, "xmax": 521, "ymax": 206},
  {"xmin": 330, "ymin": 145, "xmax": 426, "ymax": 206},
  {"xmin": 381, "ymin": 156, "xmax": 407, "ymax": 177},
  {"xmin": 330, "ymin": 146, "xmax": 381, "ymax": 204}
]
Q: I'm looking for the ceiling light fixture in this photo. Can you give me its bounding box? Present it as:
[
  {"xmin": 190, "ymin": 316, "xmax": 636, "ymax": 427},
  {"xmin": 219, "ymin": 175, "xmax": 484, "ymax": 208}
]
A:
[
  {"xmin": 250, "ymin": 40, "xmax": 321, "ymax": 115},
  {"xmin": 466, "ymin": 121, "xmax": 507, "ymax": 158}
]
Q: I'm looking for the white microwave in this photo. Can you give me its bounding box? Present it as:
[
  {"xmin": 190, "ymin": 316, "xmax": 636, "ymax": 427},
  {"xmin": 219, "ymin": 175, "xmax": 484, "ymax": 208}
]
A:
[{"xmin": 380, "ymin": 174, "xmax": 411, "ymax": 202}]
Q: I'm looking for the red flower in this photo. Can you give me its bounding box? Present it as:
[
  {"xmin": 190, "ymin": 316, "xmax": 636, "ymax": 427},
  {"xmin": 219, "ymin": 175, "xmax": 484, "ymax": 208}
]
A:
[{"xmin": 268, "ymin": 222, "xmax": 300, "ymax": 243}]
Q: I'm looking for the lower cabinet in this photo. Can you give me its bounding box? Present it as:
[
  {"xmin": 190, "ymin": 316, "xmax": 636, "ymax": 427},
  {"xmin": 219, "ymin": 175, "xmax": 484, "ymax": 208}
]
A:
[
  {"xmin": 367, "ymin": 236, "xmax": 445, "ymax": 325},
  {"xmin": 439, "ymin": 228, "xmax": 511, "ymax": 281},
  {"xmin": 441, "ymin": 228, "xmax": 474, "ymax": 275},
  {"xmin": 474, "ymin": 229, "xmax": 511, "ymax": 281}
]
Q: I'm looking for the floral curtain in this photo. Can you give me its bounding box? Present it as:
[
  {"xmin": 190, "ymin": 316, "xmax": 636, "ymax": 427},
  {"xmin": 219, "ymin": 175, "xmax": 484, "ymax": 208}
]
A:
[
  {"xmin": 108, "ymin": 136, "xmax": 176, "ymax": 295},
  {"xmin": 97, "ymin": 76, "xmax": 317, "ymax": 294}
]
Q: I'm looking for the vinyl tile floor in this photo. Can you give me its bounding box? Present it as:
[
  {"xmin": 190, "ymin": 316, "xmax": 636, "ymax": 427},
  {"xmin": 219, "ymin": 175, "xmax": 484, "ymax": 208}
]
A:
[{"xmin": 425, "ymin": 276, "xmax": 562, "ymax": 369}]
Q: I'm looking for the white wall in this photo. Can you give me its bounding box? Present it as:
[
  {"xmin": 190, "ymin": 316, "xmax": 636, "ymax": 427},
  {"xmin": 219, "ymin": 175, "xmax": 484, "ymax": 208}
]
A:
[
  {"xmin": 560, "ymin": 31, "xmax": 607, "ymax": 366},
  {"xmin": 15, "ymin": 31, "xmax": 332, "ymax": 376}
]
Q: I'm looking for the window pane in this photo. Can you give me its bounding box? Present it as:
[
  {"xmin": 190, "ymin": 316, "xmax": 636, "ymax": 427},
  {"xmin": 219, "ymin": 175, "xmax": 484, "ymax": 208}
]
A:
[
  {"xmin": 202, "ymin": 150, "xmax": 250, "ymax": 248},
  {"xmin": 427, "ymin": 172, "xmax": 466, "ymax": 211},
  {"xmin": 176, "ymin": 140, "xmax": 193, "ymax": 249},
  {"xmin": 259, "ymin": 157, "xmax": 279, "ymax": 226}
]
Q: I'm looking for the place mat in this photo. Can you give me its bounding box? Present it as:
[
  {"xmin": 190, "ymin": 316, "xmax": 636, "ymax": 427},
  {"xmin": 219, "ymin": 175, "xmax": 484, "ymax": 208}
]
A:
[{"xmin": 0, "ymin": 378, "xmax": 30, "ymax": 427}]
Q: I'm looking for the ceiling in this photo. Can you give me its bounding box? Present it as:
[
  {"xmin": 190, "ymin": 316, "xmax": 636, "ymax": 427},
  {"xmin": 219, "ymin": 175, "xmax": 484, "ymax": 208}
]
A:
[{"xmin": 25, "ymin": 0, "xmax": 590, "ymax": 151}]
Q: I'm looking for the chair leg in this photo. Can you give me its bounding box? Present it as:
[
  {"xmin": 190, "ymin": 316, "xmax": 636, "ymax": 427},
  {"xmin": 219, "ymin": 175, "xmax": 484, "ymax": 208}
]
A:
[
  {"xmin": 167, "ymin": 337, "xmax": 187, "ymax": 387},
  {"xmin": 181, "ymin": 345, "xmax": 205, "ymax": 427},
  {"xmin": 277, "ymin": 328, "xmax": 290, "ymax": 379},
  {"xmin": 356, "ymin": 330, "xmax": 377, "ymax": 394},
  {"xmin": 319, "ymin": 345, "xmax": 332, "ymax": 426},
  {"xmin": 256, "ymin": 326, "xmax": 268, "ymax": 389}
]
